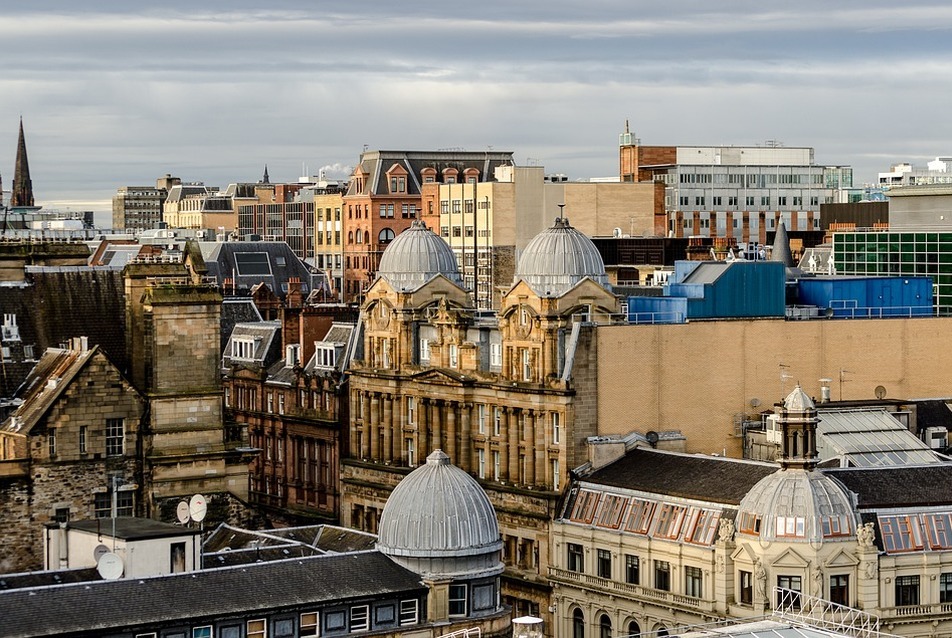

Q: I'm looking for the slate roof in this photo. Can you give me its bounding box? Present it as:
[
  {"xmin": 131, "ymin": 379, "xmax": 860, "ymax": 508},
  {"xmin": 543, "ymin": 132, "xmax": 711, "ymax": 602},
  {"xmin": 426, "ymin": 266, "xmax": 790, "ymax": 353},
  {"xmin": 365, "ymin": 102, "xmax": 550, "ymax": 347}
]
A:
[
  {"xmin": 914, "ymin": 399, "xmax": 952, "ymax": 432},
  {"xmin": 221, "ymin": 321, "xmax": 281, "ymax": 371},
  {"xmin": 822, "ymin": 464, "xmax": 952, "ymax": 509},
  {"xmin": 583, "ymin": 447, "xmax": 778, "ymax": 505},
  {"xmin": 199, "ymin": 241, "xmax": 328, "ymax": 299},
  {"xmin": 220, "ymin": 298, "xmax": 262, "ymax": 354},
  {"xmin": 0, "ymin": 568, "xmax": 100, "ymax": 591},
  {"xmin": 69, "ymin": 517, "xmax": 198, "ymax": 541},
  {"xmin": 0, "ymin": 551, "xmax": 424, "ymax": 638},
  {"xmin": 346, "ymin": 149, "xmax": 515, "ymax": 197}
]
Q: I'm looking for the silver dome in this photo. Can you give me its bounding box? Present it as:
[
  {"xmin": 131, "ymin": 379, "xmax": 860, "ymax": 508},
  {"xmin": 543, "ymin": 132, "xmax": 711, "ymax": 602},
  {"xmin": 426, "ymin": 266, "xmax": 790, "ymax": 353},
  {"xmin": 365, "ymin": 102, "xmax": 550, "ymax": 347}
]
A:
[
  {"xmin": 377, "ymin": 449, "xmax": 503, "ymax": 579},
  {"xmin": 783, "ymin": 385, "xmax": 815, "ymax": 412},
  {"xmin": 736, "ymin": 469, "xmax": 858, "ymax": 544},
  {"xmin": 377, "ymin": 220, "xmax": 462, "ymax": 292},
  {"xmin": 514, "ymin": 217, "xmax": 610, "ymax": 297}
]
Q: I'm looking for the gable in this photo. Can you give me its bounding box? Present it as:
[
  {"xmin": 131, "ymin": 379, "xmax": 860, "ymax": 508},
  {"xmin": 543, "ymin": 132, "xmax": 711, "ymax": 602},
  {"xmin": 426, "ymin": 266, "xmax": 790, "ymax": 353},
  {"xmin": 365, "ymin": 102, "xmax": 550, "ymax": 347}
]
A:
[{"xmin": 771, "ymin": 546, "xmax": 812, "ymax": 568}]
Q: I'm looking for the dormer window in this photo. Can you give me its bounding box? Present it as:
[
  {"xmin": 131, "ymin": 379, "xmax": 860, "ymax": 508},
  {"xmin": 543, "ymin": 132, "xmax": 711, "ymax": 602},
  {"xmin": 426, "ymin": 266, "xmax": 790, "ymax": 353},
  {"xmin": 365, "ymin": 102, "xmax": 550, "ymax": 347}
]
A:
[
  {"xmin": 232, "ymin": 337, "xmax": 257, "ymax": 360},
  {"xmin": 442, "ymin": 167, "xmax": 459, "ymax": 184},
  {"xmin": 314, "ymin": 345, "xmax": 336, "ymax": 369},
  {"xmin": 2, "ymin": 314, "xmax": 19, "ymax": 342}
]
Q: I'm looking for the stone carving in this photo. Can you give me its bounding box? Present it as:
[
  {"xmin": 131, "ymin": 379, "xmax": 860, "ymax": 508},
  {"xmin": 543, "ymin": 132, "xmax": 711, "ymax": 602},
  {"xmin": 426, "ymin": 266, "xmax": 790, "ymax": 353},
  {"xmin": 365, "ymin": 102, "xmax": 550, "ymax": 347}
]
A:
[
  {"xmin": 718, "ymin": 517, "xmax": 735, "ymax": 542},
  {"xmin": 857, "ymin": 522, "xmax": 876, "ymax": 548}
]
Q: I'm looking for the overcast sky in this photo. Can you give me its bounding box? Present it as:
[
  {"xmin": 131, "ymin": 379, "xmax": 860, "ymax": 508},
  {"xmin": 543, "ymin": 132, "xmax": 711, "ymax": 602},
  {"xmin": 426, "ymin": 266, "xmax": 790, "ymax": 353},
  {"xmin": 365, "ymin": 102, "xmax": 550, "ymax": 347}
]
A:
[{"xmin": 3, "ymin": 1, "xmax": 952, "ymax": 212}]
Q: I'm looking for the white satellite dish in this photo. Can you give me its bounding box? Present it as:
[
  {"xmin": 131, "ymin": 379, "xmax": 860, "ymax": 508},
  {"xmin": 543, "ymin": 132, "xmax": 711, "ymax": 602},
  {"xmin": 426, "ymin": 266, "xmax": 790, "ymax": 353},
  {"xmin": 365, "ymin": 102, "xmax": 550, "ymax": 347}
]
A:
[
  {"xmin": 189, "ymin": 494, "xmax": 208, "ymax": 523},
  {"xmin": 176, "ymin": 501, "xmax": 191, "ymax": 525},
  {"xmin": 93, "ymin": 544, "xmax": 110, "ymax": 563},
  {"xmin": 97, "ymin": 552, "xmax": 124, "ymax": 580}
]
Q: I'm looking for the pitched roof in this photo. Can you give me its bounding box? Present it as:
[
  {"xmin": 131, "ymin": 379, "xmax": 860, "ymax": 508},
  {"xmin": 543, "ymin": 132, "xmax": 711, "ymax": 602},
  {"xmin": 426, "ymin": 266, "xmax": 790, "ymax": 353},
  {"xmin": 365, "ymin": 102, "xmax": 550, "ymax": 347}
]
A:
[
  {"xmin": 822, "ymin": 464, "xmax": 952, "ymax": 509},
  {"xmin": 584, "ymin": 447, "xmax": 778, "ymax": 505},
  {"xmin": 0, "ymin": 551, "xmax": 425, "ymax": 638},
  {"xmin": 346, "ymin": 149, "xmax": 515, "ymax": 197}
]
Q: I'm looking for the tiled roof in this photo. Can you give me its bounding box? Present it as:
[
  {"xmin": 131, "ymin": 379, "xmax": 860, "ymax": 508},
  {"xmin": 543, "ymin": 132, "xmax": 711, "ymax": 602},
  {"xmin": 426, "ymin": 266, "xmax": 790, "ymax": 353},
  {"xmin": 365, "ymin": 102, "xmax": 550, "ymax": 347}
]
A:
[
  {"xmin": 822, "ymin": 464, "xmax": 952, "ymax": 509},
  {"xmin": 0, "ymin": 551, "xmax": 424, "ymax": 638},
  {"xmin": 584, "ymin": 447, "xmax": 778, "ymax": 505}
]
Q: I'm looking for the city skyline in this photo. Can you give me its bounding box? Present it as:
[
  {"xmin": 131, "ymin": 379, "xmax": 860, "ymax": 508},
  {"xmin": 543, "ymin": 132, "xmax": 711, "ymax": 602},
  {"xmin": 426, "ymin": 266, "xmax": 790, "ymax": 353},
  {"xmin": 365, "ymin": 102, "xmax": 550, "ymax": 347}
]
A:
[{"xmin": 4, "ymin": 1, "xmax": 952, "ymax": 213}]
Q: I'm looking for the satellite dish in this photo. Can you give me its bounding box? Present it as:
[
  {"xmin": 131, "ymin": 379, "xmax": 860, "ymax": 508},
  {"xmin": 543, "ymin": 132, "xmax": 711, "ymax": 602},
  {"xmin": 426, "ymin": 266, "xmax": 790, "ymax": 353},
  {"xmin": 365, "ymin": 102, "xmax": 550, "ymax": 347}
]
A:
[
  {"xmin": 824, "ymin": 307, "xmax": 835, "ymax": 318},
  {"xmin": 189, "ymin": 494, "xmax": 208, "ymax": 523},
  {"xmin": 93, "ymin": 544, "xmax": 109, "ymax": 563},
  {"xmin": 875, "ymin": 385, "xmax": 887, "ymax": 400},
  {"xmin": 176, "ymin": 501, "xmax": 191, "ymax": 525},
  {"xmin": 749, "ymin": 398, "xmax": 762, "ymax": 408},
  {"xmin": 97, "ymin": 552, "xmax": 124, "ymax": 580},
  {"xmin": 645, "ymin": 431, "xmax": 660, "ymax": 448}
]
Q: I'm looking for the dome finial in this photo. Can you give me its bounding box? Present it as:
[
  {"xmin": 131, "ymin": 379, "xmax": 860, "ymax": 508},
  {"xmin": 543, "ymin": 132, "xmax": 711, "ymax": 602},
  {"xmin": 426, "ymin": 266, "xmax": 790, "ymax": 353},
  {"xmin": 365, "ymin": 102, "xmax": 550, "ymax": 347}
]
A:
[{"xmin": 427, "ymin": 449, "xmax": 450, "ymax": 465}]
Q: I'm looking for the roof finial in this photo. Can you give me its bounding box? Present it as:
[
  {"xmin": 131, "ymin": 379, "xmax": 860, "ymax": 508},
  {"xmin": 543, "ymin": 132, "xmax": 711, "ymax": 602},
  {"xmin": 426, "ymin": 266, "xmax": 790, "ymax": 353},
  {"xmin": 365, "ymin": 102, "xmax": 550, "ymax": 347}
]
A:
[{"xmin": 557, "ymin": 203, "xmax": 565, "ymax": 222}]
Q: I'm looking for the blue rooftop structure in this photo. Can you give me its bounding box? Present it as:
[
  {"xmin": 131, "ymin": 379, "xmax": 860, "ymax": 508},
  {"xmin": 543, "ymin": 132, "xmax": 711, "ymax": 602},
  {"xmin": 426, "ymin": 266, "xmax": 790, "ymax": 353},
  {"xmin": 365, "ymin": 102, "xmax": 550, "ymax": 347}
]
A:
[{"xmin": 796, "ymin": 276, "xmax": 933, "ymax": 318}]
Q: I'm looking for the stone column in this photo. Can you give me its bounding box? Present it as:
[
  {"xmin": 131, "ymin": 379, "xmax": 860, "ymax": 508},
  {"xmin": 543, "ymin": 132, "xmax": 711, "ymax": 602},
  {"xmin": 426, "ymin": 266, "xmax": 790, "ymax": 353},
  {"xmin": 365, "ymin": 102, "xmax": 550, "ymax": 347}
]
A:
[
  {"xmin": 369, "ymin": 393, "xmax": 380, "ymax": 461},
  {"xmin": 508, "ymin": 408, "xmax": 520, "ymax": 483},
  {"xmin": 431, "ymin": 400, "xmax": 443, "ymax": 454},
  {"xmin": 350, "ymin": 390, "xmax": 360, "ymax": 456},
  {"xmin": 459, "ymin": 403, "xmax": 472, "ymax": 473},
  {"xmin": 359, "ymin": 392, "xmax": 371, "ymax": 460},
  {"xmin": 420, "ymin": 398, "xmax": 431, "ymax": 457},
  {"xmin": 446, "ymin": 401, "xmax": 458, "ymax": 463},
  {"xmin": 526, "ymin": 409, "xmax": 537, "ymax": 486},
  {"xmin": 499, "ymin": 407, "xmax": 510, "ymax": 482},
  {"xmin": 382, "ymin": 394, "xmax": 393, "ymax": 464}
]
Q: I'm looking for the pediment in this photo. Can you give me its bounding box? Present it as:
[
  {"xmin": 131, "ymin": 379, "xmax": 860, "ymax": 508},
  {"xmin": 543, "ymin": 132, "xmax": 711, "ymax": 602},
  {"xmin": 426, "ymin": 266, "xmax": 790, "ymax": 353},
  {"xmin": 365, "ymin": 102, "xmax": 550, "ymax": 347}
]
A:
[
  {"xmin": 824, "ymin": 547, "xmax": 859, "ymax": 568},
  {"xmin": 731, "ymin": 542, "xmax": 759, "ymax": 564},
  {"xmin": 771, "ymin": 547, "xmax": 812, "ymax": 568},
  {"xmin": 407, "ymin": 368, "xmax": 474, "ymax": 386}
]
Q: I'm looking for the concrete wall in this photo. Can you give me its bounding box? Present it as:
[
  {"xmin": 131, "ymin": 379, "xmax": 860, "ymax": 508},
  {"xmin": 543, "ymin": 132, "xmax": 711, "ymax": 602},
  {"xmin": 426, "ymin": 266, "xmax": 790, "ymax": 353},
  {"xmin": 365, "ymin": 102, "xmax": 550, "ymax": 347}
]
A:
[{"xmin": 595, "ymin": 318, "xmax": 952, "ymax": 456}]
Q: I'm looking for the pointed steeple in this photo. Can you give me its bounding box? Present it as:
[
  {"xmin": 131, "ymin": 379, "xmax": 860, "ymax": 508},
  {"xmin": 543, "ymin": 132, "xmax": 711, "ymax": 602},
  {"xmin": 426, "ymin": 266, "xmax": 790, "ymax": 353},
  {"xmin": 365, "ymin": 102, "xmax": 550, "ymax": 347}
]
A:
[
  {"xmin": 10, "ymin": 118, "xmax": 34, "ymax": 208},
  {"xmin": 771, "ymin": 222, "xmax": 795, "ymax": 268},
  {"xmin": 261, "ymin": 164, "xmax": 270, "ymax": 184}
]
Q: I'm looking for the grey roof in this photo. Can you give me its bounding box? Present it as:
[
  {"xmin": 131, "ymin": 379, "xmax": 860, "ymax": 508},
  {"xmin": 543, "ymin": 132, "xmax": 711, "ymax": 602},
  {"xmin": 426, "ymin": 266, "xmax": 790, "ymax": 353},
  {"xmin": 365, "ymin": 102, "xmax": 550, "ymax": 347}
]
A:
[
  {"xmin": 68, "ymin": 517, "xmax": 198, "ymax": 541},
  {"xmin": 817, "ymin": 409, "xmax": 941, "ymax": 467},
  {"xmin": 377, "ymin": 450, "xmax": 502, "ymax": 559},
  {"xmin": 222, "ymin": 321, "xmax": 281, "ymax": 370},
  {"xmin": 0, "ymin": 551, "xmax": 424, "ymax": 638},
  {"xmin": 584, "ymin": 447, "xmax": 778, "ymax": 505},
  {"xmin": 199, "ymin": 241, "xmax": 328, "ymax": 299},
  {"xmin": 771, "ymin": 222, "xmax": 796, "ymax": 267},
  {"xmin": 822, "ymin": 464, "xmax": 952, "ymax": 509},
  {"xmin": 347, "ymin": 149, "xmax": 515, "ymax": 197},
  {"xmin": 513, "ymin": 217, "xmax": 610, "ymax": 297},
  {"xmin": 220, "ymin": 298, "xmax": 262, "ymax": 353},
  {"xmin": 737, "ymin": 469, "xmax": 859, "ymax": 544},
  {"xmin": 376, "ymin": 220, "xmax": 463, "ymax": 292},
  {"xmin": 682, "ymin": 262, "xmax": 730, "ymax": 285},
  {"xmin": 784, "ymin": 385, "xmax": 814, "ymax": 412}
]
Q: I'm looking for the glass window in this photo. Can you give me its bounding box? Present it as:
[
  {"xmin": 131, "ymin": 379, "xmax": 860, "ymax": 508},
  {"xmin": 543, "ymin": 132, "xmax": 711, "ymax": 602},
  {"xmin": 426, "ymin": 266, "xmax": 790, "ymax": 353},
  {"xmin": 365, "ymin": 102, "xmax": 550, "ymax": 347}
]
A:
[
  {"xmin": 896, "ymin": 575, "xmax": 920, "ymax": 606},
  {"xmin": 654, "ymin": 560, "xmax": 671, "ymax": 591},
  {"xmin": 940, "ymin": 573, "xmax": 952, "ymax": 603},
  {"xmin": 740, "ymin": 570, "xmax": 753, "ymax": 604},
  {"xmin": 830, "ymin": 575, "xmax": 849, "ymax": 606},
  {"xmin": 685, "ymin": 565, "xmax": 703, "ymax": 598},
  {"xmin": 192, "ymin": 628, "xmax": 212, "ymax": 638},
  {"xmin": 448, "ymin": 583, "xmax": 467, "ymax": 617},
  {"xmin": 573, "ymin": 609, "xmax": 585, "ymax": 638},
  {"xmin": 777, "ymin": 575, "xmax": 802, "ymax": 610},
  {"xmin": 350, "ymin": 605, "xmax": 369, "ymax": 632},
  {"xmin": 552, "ymin": 412, "xmax": 561, "ymax": 444},
  {"xmin": 106, "ymin": 418, "xmax": 124, "ymax": 456},
  {"xmin": 599, "ymin": 614, "xmax": 612, "ymax": 638},
  {"xmin": 247, "ymin": 619, "xmax": 266, "ymax": 638},
  {"xmin": 568, "ymin": 543, "xmax": 584, "ymax": 572},
  {"xmin": 597, "ymin": 549, "xmax": 611, "ymax": 578},
  {"xmin": 48, "ymin": 428, "xmax": 56, "ymax": 457},
  {"xmin": 625, "ymin": 554, "xmax": 639, "ymax": 585}
]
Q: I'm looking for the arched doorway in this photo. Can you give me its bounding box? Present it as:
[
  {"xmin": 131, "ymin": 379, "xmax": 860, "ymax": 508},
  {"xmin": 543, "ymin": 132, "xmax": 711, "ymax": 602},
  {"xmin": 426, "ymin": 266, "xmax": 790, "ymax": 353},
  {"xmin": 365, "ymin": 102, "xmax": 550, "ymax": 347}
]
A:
[
  {"xmin": 573, "ymin": 608, "xmax": 585, "ymax": 638},
  {"xmin": 599, "ymin": 613, "xmax": 613, "ymax": 638}
]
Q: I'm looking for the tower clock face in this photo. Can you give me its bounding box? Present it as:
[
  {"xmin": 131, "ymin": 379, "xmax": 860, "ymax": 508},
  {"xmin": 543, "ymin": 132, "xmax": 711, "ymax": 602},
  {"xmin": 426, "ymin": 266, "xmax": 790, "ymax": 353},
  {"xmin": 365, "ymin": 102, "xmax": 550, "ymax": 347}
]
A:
[{"xmin": 515, "ymin": 304, "xmax": 533, "ymax": 338}]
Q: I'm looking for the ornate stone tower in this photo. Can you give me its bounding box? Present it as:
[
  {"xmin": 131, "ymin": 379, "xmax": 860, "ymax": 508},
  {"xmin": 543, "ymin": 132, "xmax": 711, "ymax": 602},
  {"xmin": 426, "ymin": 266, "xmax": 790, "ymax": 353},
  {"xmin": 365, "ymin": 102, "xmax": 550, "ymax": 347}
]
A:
[{"xmin": 10, "ymin": 118, "xmax": 34, "ymax": 208}]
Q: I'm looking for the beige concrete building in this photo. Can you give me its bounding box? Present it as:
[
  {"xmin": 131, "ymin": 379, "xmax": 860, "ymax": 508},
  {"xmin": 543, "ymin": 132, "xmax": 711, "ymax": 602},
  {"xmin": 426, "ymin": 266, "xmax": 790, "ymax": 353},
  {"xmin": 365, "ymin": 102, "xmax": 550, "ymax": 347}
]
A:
[
  {"xmin": 551, "ymin": 388, "xmax": 952, "ymax": 638},
  {"xmin": 421, "ymin": 165, "xmax": 664, "ymax": 308}
]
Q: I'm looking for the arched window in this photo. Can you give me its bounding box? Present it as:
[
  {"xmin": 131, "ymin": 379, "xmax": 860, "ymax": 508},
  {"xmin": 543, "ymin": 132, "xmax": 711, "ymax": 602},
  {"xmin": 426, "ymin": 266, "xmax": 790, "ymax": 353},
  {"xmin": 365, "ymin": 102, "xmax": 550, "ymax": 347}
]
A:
[
  {"xmin": 347, "ymin": 231, "xmax": 354, "ymax": 244},
  {"xmin": 356, "ymin": 229, "xmax": 363, "ymax": 244},
  {"xmin": 599, "ymin": 614, "xmax": 612, "ymax": 638},
  {"xmin": 573, "ymin": 608, "xmax": 585, "ymax": 638},
  {"xmin": 657, "ymin": 628, "xmax": 669, "ymax": 637},
  {"xmin": 628, "ymin": 620, "xmax": 641, "ymax": 637},
  {"xmin": 379, "ymin": 228, "xmax": 395, "ymax": 244}
]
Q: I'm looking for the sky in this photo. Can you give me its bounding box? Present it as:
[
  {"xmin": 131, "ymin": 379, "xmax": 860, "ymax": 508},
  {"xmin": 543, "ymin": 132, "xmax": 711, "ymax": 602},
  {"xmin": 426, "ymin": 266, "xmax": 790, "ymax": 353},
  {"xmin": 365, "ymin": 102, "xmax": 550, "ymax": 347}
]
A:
[{"xmin": 3, "ymin": 1, "xmax": 952, "ymax": 214}]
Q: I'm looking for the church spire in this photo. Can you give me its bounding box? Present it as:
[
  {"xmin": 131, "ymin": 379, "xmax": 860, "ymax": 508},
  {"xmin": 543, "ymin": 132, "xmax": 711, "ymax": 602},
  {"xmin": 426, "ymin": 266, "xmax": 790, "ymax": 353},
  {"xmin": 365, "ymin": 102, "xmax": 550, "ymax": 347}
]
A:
[
  {"xmin": 10, "ymin": 118, "xmax": 34, "ymax": 208},
  {"xmin": 261, "ymin": 164, "xmax": 270, "ymax": 184}
]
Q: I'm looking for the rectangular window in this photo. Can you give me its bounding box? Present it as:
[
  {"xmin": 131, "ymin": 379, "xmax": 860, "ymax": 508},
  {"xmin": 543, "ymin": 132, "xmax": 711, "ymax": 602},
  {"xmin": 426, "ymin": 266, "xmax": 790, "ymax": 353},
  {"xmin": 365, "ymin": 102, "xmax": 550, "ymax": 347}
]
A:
[
  {"xmin": 247, "ymin": 619, "xmax": 266, "ymax": 638},
  {"xmin": 685, "ymin": 566, "xmax": 703, "ymax": 598},
  {"xmin": 493, "ymin": 407, "xmax": 502, "ymax": 436},
  {"xmin": 713, "ymin": 196, "xmax": 722, "ymax": 206},
  {"xmin": 522, "ymin": 349, "xmax": 532, "ymax": 380},
  {"xmin": 95, "ymin": 492, "xmax": 111, "ymax": 518},
  {"xmin": 830, "ymin": 574, "xmax": 849, "ymax": 606},
  {"xmin": 449, "ymin": 583, "xmax": 467, "ymax": 617},
  {"xmin": 350, "ymin": 605, "xmax": 369, "ymax": 632},
  {"xmin": 477, "ymin": 449, "xmax": 486, "ymax": 478},
  {"xmin": 419, "ymin": 338, "xmax": 430, "ymax": 363},
  {"xmin": 746, "ymin": 195, "xmax": 755, "ymax": 206},
  {"xmin": 407, "ymin": 396, "xmax": 416, "ymax": 425},
  {"xmin": 597, "ymin": 549, "xmax": 611, "ymax": 579},
  {"xmin": 48, "ymin": 428, "xmax": 56, "ymax": 457},
  {"xmin": 492, "ymin": 450, "xmax": 500, "ymax": 480},
  {"xmin": 625, "ymin": 555, "xmax": 639, "ymax": 585},
  {"xmin": 278, "ymin": 394, "xmax": 285, "ymax": 415},
  {"xmin": 300, "ymin": 612, "xmax": 319, "ymax": 637},
  {"xmin": 761, "ymin": 196, "xmax": 770, "ymax": 206},
  {"xmin": 940, "ymin": 573, "xmax": 952, "ymax": 603},
  {"xmin": 406, "ymin": 438, "xmax": 416, "ymax": 467},
  {"xmin": 777, "ymin": 575, "xmax": 803, "ymax": 610},
  {"xmin": 653, "ymin": 504, "xmax": 686, "ymax": 539},
  {"xmin": 567, "ymin": 543, "xmax": 584, "ymax": 572},
  {"xmin": 106, "ymin": 418, "xmax": 124, "ymax": 456},
  {"xmin": 399, "ymin": 600, "xmax": 419, "ymax": 625},
  {"xmin": 728, "ymin": 196, "xmax": 738, "ymax": 206},
  {"xmin": 778, "ymin": 196, "xmax": 788, "ymax": 206},
  {"xmin": 896, "ymin": 575, "xmax": 920, "ymax": 606},
  {"xmin": 654, "ymin": 560, "xmax": 671, "ymax": 591},
  {"xmin": 552, "ymin": 412, "xmax": 561, "ymax": 444},
  {"xmin": 192, "ymin": 627, "xmax": 212, "ymax": 638},
  {"xmin": 490, "ymin": 343, "xmax": 502, "ymax": 367},
  {"xmin": 478, "ymin": 404, "xmax": 487, "ymax": 434},
  {"xmin": 448, "ymin": 344, "xmax": 458, "ymax": 368},
  {"xmin": 740, "ymin": 570, "xmax": 753, "ymax": 604}
]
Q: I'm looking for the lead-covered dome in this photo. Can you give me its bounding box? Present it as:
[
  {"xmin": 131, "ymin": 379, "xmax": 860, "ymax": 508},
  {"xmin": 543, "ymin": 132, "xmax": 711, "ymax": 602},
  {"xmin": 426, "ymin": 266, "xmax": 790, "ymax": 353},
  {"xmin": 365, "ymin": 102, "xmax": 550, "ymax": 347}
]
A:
[
  {"xmin": 736, "ymin": 469, "xmax": 858, "ymax": 544},
  {"xmin": 377, "ymin": 449, "xmax": 503, "ymax": 579},
  {"xmin": 514, "ymin": 217, "xmax": 610, "ymax": 297},
  {"xmin": 377, "ymin": 220, "xmax": 463, "ymax": 292}
]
